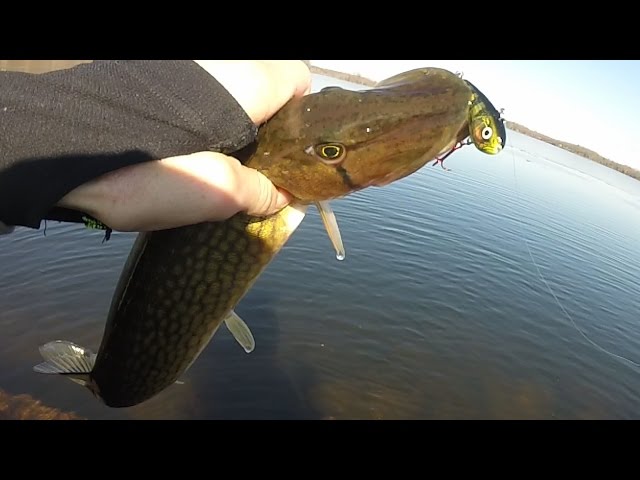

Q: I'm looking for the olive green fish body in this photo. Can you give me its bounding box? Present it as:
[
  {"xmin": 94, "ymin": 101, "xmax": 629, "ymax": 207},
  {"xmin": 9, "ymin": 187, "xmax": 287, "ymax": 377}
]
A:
[
  {"xmin": 35, "ymin": 67, "xmax": 478, "ymax": 408},
  {"xmin": 89, "ymin": 206, "xmax": 305, "ymax": 407}
]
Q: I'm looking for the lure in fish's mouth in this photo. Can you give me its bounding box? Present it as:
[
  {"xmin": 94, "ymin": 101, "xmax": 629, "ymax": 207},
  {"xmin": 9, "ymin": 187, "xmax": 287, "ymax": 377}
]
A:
[{"xmin": 429, "ymin": 75, "xmax": 506, "ymax": 170}]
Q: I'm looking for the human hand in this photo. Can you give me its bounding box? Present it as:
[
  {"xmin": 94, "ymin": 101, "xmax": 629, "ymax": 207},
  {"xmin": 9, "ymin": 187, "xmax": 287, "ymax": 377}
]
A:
[
  {"xmin": 58, "ymin": 60, "xmax": 311, "ymax": 232},
  {"xmin": 194, "ymin": 60, "xmax": 312, "ymax": 125}
]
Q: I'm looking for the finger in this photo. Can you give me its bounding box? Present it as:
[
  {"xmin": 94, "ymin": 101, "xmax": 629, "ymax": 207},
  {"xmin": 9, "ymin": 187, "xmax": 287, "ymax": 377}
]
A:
[
  {"xmin": 237, "ymin": 164, "xmax": 292, "ymax": 217},
  {"xmin": 257, "ymin": 60, "xmax": 311, "ymax": 121},
  {"xmin": 194, "ymin": 60, "xmax": 311, "ymax": 125}
]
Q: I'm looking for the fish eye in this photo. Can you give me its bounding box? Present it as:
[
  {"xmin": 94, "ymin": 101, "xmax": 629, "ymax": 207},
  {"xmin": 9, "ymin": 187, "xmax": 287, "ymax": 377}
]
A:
[
  {"xmin": 314, "ymin": 143, "xmax": 346, "ymax": 164},
  {"xmin": 481, "ymin": 126, "xmax": 493, "ymax": 140}
]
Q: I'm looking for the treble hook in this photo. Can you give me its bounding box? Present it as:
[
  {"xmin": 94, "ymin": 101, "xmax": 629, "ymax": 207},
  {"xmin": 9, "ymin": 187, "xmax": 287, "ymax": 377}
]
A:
[{"xmin": 431, "ymin": 138, "xmax": 472, "ymax": 170}]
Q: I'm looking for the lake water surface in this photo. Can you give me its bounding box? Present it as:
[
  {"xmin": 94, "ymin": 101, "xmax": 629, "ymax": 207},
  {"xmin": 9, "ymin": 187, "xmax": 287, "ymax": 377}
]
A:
[{"xmin": 1, "ymin": 66, "xmax": 639, "ymax": 419}]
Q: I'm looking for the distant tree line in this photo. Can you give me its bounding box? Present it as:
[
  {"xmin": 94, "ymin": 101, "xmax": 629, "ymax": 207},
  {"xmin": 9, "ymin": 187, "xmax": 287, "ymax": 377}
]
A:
[
  {"xmin": 506, "ymin": 121, "xmax": 640, "ymax": 181},
  {"xmin": 306, "ymin": 63, "xmax": 376, "ymax": 86}
]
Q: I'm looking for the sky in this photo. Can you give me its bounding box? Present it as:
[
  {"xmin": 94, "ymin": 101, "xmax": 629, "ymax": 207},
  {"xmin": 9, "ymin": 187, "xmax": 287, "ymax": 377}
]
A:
[{"xmin": 310, "ymin": 60, "xmax": 640, "ymax": 170}]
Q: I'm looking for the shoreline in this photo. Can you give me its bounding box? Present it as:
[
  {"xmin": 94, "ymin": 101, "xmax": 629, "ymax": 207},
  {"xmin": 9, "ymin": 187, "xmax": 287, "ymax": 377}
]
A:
[
  {"xmin": 309, "ymin": 65, "xmax": 376, "ymax": 86},
  {"xmin": 309, "ymin": 64, "xmax": 640, "ymax": 182}
]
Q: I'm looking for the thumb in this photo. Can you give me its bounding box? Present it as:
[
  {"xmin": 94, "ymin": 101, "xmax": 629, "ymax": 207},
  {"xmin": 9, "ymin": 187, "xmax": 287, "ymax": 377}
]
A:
[{"xmin": 238, "ymin": 165, "xmax": 292, "ymax": 216}]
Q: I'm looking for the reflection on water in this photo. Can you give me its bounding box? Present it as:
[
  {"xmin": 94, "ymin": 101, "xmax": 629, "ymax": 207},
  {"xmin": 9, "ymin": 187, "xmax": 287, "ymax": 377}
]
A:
[
  {"xmin": 1, "ymin": 67, "xmax": 640, "ymax": 419},
  {"xmin": 0, "ymin": 388, "xmax": 84, "ymax": 420}
]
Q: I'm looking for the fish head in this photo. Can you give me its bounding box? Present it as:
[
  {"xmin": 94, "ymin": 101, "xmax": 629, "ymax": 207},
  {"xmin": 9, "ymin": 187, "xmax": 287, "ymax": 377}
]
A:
[{"xmin": 247, "ymin": 67, "xmax": 474, "ymax": 202}]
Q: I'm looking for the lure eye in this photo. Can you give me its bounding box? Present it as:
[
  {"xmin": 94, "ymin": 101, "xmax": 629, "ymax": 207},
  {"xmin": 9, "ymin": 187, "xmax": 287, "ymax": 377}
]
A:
[
  {"xmin": 481, "ymin": 126, "xmax": 493, "ymax": 140},
  {"xmin": 314, "ymin": 143, "xmax": 346, "ymax": 164}
]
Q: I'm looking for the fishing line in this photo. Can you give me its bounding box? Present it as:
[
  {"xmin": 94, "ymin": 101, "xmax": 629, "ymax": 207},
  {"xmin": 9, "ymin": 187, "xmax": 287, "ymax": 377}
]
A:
[{"xmin": 510, "ymin": 147, "xmax": 640, "ymax": 369}]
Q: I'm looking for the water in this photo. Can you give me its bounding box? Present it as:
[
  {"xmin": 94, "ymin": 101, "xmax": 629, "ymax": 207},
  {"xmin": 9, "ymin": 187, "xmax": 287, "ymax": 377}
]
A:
[{"xmin": 1, "ymin": 65, "xmax": 639, "ymax": 419}]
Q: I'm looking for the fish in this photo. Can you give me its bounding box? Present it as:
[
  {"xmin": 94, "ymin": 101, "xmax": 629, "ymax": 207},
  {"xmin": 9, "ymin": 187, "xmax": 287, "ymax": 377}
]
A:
[
  {"xmin": 431, "ymin": 75, "xmax": 507, "ymax": 169},
  {"xmin": 34, "ymin": 67, "xmax": 475, "ymax": 408}
]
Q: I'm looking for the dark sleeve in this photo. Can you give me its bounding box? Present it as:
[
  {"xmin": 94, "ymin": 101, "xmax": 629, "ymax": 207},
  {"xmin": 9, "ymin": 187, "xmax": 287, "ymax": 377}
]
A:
[{"xmin": 0, "ymin": 60, "xmax": 258, "ymax": 229}]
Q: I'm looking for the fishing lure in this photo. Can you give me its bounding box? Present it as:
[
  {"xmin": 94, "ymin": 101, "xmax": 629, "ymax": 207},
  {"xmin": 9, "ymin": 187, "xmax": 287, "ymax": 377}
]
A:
[
  {"xmin": 82, "ymin": 215, "xmax": 112, "ymax": 242},
  {"xmin": 433, "ymin": 78, "xmax": 507, "ymax": 169}
]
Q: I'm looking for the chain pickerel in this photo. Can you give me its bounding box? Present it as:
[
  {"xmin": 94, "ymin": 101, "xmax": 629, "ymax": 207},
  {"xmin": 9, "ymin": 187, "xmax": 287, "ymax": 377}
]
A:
[{"xmin": 34, "ymin": 68, "xmax": 498, "ymax": 408}]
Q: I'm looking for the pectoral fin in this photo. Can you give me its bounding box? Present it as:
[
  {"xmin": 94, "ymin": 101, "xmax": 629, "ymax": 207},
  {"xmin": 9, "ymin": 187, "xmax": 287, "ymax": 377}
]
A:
[
  {"xmin": 224, "ymin": 311, "xmax": 255, "ymax": 353},
  {"xmin": 315, "ymin": 201, "xmax": 345, "ymax": 261}
]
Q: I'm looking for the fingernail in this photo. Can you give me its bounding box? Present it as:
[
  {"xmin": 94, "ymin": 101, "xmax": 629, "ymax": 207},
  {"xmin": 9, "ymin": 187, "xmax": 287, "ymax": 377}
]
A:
[{"xmin": 274, "ymin": 188, "xmax": 292, "ymax": 210}]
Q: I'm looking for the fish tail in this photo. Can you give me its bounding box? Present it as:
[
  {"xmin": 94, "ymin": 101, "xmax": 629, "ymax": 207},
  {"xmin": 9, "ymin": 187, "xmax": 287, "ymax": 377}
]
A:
[{"xmin": 33, "ymin": 341, "xmax": 96, "ymax": 387}]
